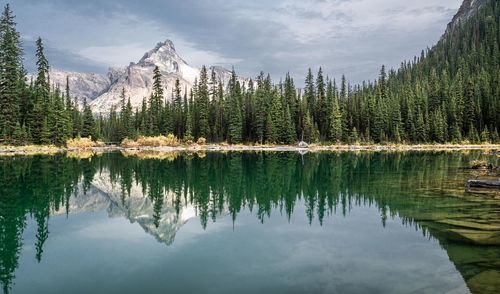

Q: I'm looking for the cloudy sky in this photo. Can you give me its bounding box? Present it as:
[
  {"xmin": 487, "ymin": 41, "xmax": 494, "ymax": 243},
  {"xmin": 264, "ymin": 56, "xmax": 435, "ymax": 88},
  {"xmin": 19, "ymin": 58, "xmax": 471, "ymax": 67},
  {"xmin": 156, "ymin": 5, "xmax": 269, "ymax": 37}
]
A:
[{"xmin": 5, "ymin": 0, "xmax": 462, "ymax": 84}]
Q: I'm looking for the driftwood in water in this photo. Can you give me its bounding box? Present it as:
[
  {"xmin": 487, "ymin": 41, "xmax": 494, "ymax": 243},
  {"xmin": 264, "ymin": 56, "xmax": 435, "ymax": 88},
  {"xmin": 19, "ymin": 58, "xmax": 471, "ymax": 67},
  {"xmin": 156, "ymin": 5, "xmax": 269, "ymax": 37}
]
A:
[{"xmin": 467, "ymin": 180, "xmax": 500, "ymax": 189}]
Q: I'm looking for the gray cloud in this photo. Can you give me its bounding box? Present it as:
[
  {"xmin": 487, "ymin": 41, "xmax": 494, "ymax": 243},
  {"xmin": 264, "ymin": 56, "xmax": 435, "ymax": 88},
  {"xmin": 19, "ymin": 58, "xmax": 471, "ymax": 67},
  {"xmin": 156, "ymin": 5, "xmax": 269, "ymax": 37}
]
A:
[
  {"xmin": 22, "ymin": 37, "xmax": 107, "ymax": 73},
  {"xmin": 4, "ymin": 0, "xmax": 461, "ymax": 85}
]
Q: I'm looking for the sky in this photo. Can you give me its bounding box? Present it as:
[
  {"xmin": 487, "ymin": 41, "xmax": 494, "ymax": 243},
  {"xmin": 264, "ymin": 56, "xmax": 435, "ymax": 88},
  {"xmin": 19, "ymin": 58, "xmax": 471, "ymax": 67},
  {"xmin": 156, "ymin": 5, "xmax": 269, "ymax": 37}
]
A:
[{"xmin": 4, "ymin": 0, "xmax": 462, "ymax": 84}]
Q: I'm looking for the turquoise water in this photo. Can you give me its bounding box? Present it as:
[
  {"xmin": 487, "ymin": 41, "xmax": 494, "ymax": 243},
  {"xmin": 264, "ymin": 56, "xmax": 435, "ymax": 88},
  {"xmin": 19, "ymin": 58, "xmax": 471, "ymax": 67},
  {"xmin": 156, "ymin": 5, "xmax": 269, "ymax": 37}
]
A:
[{"xmin": 1, "ymin": 151, "xmax": 499, "ymax": 293}]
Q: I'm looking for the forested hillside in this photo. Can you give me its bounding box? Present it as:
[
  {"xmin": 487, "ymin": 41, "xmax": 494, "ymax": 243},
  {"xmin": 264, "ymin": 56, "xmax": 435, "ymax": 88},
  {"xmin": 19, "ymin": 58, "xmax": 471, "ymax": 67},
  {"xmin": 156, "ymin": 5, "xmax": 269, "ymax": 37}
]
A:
[
  {"xmin": 344, "ymin": 0, "xmax": 500, "ymax": 144},
  {"xmin": 0, "ymin": 1, "xmax": 498, "ymax": 146}
]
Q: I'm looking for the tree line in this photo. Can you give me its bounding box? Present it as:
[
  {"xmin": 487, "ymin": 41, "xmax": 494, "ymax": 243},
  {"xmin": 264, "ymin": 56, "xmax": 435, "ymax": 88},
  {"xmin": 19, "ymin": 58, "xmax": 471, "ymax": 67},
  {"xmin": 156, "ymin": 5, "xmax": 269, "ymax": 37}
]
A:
[{"xmin": 1, "ymin": 2, "xmax": 499, "ymax": 146}]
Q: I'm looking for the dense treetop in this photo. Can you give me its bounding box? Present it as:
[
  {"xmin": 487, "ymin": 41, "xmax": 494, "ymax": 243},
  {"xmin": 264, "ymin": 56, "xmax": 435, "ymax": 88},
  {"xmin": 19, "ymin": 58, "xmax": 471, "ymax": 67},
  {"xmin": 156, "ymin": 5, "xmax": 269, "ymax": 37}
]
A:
[{"xmin": 0, "ymin": 1, "xmax": 498, "ymax": 146}]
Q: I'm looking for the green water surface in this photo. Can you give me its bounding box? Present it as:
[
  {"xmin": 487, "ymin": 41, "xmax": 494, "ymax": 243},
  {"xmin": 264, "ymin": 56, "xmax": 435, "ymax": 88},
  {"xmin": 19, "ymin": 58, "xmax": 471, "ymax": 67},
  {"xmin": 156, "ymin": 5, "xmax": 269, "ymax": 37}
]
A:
[{"xmin": 0, "ymin": 151, "xmax": 499, "ymax": 294}]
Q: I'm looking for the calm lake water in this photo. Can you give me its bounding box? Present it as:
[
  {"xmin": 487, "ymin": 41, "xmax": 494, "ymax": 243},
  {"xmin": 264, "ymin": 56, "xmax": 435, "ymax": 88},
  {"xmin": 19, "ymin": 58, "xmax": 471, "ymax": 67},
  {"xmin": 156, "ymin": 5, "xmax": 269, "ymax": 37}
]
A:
[{"xmin": 0, "ymin": 151, "xmax": 499, "ymax": 294}]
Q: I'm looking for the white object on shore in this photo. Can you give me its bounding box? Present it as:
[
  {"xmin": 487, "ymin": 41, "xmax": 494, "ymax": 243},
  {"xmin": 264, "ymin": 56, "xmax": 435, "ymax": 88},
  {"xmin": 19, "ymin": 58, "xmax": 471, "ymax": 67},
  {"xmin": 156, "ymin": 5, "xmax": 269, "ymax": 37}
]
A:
[{"xmin": 298, "ymin": 141, "xmax": 309, "ymax": 148}]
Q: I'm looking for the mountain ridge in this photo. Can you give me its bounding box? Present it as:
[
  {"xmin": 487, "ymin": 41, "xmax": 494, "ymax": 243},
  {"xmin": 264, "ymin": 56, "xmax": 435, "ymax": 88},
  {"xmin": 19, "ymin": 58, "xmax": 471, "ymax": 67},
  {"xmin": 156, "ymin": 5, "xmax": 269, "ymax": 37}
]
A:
[
  {"xmin": 47, "ymin": 39, "xmax": 245, "ymax": 112},
  {"xmin": 445, "ymin": 0, "xmax": 489, "ymax": 35}
]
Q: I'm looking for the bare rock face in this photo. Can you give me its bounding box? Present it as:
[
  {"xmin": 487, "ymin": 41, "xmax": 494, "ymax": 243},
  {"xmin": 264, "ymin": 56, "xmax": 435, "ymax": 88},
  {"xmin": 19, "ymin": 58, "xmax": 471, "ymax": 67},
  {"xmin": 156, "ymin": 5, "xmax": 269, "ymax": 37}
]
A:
[
  {"xmin": 36, "ymin": 39, "xmax": 247, "ymax": 113},
  {"xmin": 90, "ymin": 39, "xmax": 248, "ymax": 113},
  {"xmin": 30, "ymin": 69, "xmax": 111, "ymax": 107},
  {"xmin": 445, "ymin": 0, "xmax": 489, "ymax": 36},
  {"xmin": 89, "ymin": 40, "xmax": 197, "ymax": 113}
]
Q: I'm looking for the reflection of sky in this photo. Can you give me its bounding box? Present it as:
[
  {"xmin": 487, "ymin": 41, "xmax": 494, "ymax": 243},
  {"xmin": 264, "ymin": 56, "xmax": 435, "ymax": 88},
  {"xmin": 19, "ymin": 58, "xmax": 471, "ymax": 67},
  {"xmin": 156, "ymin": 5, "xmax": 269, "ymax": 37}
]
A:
[{"xmin": 14, "ymin": 201, "xmax": 468, "ymax": 294}]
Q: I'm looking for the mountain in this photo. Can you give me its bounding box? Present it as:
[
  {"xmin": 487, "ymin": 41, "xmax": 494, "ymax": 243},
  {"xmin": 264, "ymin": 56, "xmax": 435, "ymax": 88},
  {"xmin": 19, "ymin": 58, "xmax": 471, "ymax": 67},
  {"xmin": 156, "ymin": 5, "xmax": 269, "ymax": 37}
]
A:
[
  {"xmin": 445, "ymin": 0, "xmax": 489, "ymax": 35},
  {"xmin": 48, "ymin": 39, "xmax": 245, "ymax": 112},
  {"xmin": 48, "ymin": 69, "xmax": 110, "ymax": 105}
]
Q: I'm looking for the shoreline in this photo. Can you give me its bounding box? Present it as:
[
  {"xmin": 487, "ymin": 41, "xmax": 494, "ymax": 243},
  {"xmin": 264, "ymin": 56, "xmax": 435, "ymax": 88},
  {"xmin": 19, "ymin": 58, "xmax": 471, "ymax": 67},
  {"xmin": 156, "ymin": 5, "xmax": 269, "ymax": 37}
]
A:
[{"xmin": 0, "ymin": 144, "xmax": 499, "ymax": 156}]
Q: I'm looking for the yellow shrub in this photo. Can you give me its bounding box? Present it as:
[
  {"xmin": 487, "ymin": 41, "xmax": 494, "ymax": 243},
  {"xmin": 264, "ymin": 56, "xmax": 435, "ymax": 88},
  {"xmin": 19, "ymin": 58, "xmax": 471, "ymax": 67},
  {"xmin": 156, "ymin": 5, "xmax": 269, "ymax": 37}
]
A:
[
  {"xmin": 122, "ymin": 135, "xmax": 180, "ymax": 147},
  {"xmin": 66, "ymin": 137, "xmax": 97, "ymax": 148},
  {"xmin": 164, "ymin": 134, "xmax": 180, "ymax": 147},
  {"xmin": 197, "ymin": 137, "xmax": 207, "ymax": 145},
  {"xmin": 136, "ymin": 136, "xmax": 163, "ymax": 147},
  {"xmin": 121, "ymin": 138, "xmax": 140, "ymax": 148},
  {"xmin": 95, "ymin": 140, "xmax": 105, "ymax": 147}
]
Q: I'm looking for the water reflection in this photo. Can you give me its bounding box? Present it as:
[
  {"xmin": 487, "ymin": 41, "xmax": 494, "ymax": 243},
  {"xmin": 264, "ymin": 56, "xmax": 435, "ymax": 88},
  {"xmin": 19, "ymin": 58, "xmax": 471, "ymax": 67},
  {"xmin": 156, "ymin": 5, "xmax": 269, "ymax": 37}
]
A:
[{"xmin": 0, "ymin": 151, "xmax": 499, "ymax": 293}]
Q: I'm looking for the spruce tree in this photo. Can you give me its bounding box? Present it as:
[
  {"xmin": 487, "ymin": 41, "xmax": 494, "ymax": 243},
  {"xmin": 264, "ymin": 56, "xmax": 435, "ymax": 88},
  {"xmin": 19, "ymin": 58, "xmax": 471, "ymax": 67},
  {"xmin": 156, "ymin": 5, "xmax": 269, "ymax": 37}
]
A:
[
  {"xmin": 40, "ymin": 118, "xmax": 51, "ymax": 145},
  {"xmin": 148, "ymin": 66, "xmax": 164, "ymax": 135},
  {"xmin": 11, "ymin": 122, "xmax": 26, "ymax": 145},
  {"xmin": 184, "ymin": 90, "xmax": 195, "ymax": 141},
  {"xmin": 328, "ymin": 98, "xmax": 342, "ymax": 143},
  {"xmin": 172, "ymin": 79, "xmax": 183, "ymax": 137},
  {"xmin": 282, "ymin": 105, "xmax": 296, "ymax": 144},
  {"xmin": 254, "ymin": 72, "xmax": 269, "ymax": 143},
  {"xmin": 0, "ymin": 4, "xmax": 22, "ymax": 142},
  {"xmin": 227, "ymin": 69, "xmax": 243, "ymax": 144},
  {"xmin": 304, "ymin": 68, "xmax": 315, "ymax": 120},
  {"xmin": 283, "ymin": 73, "xmax": 299, "ymax": 137},
  {"xmin": 51, "ymin": 90, "xmax": 71, "ymax": 145},
  {"xmin": 266, "ymin": 89, "xmax": 283, "ymax": 144},
  {"xmin": 81, "ymin": 99, "xmax": 96, "ymax": 139},
  {"xmin": 29, "ymin": 38, "xmax": 50, "ymax": 144},
  {"xmin": 194, "ymin": 66, "xmax": 209, "ymax": 139},
  {"xmin": 315, "ymin": 67, "xmax": 327, "ymax": 138}
]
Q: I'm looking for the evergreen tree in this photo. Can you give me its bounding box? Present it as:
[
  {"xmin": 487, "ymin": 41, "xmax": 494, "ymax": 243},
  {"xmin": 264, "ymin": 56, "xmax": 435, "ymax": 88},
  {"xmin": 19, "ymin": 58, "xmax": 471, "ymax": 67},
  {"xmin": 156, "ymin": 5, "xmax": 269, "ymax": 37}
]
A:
[
  {"xmin": 315, "ymin": 67, "xmax": 328, "ymax": 138},
  {"xmin": 196, "ymin": 66, "xmax": 210, "ymax": 139},
  {"xmin": 283, "ymin": 73, "xmax": 298, "ymax": 137},
  {"xmin": 11, "ymin": 122, "xmax": 26, "ymax": 145},
  {"xmin": 40, "ymin": 118, "xmax": 51, "ymax": 145},
  {"xmin": 254, "ymin": 72, "xmax": 269, "ymax": 143},
  {"xmin": 328, "ymin": 98, "xmax": 342, "ymax": 143},
  {"xmin": 29, "ymin": 37, "xmax": 50, "ymax": 144},
  {"xmin": 227, "ymin": 69, "xmax": 243, "ymax": 144},
  {"xmin": 0, "ymin": 4, "xmax": 22, "ymax": 141},
  {"xmin": 282, "ymin": 105, "xmax": 295, "ymax": 144},
  {"xmin": 81, "ymin": 99, "xmax": 95, "ymax": 139},
  {"xmin": 51, "ymin": 90, "xmax": 71, "ymax": 145},
  {"xmin": 149, "ymin": 66, "xmax": 163, "ymax": 134},
  {"xmin": 266, "ymin": 89, "xmax": 283, "ymax": 144},
  {"xmin": 172, "ymin": 79, "xmax": 183, "ymax": 137},
  {"xmin": 304, "ymin": 68, "xmax": 315, "ymax": 119}
]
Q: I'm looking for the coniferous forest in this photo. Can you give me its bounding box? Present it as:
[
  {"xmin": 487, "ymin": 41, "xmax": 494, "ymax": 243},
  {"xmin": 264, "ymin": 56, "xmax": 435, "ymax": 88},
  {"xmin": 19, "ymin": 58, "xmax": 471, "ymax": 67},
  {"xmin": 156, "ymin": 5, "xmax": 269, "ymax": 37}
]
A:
[{"xmin": 0, "ymin": 2, "xmax": 499, "ymax": 146}]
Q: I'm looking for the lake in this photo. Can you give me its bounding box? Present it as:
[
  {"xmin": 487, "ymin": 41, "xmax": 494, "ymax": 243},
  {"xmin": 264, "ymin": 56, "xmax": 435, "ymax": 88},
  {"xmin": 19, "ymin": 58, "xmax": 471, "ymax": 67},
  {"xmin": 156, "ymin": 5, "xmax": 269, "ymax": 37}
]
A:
[{"xmin": 0, "ymin": 151, "xmax": 499, "ymax": 294}]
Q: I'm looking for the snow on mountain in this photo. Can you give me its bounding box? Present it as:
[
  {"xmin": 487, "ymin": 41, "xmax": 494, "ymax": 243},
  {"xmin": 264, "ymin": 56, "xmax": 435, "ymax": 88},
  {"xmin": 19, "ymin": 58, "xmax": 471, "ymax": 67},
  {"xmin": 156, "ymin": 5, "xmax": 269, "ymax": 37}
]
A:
[
  {"xmin": 88, "ymin": 39, "xmax": 244, "ymax": 113},
  {"xmin": 44, "ymin": 39, "xmax": 246, "ymax": 113}
]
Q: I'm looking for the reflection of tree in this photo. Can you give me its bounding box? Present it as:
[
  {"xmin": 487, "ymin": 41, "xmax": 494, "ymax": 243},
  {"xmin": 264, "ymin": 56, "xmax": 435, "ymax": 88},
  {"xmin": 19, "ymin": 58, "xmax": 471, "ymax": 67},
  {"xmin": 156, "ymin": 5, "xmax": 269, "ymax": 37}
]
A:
[
  {"xmin": 0, "ymin": 168, "xmax": 26, "ymax": 294},
  {"xmin": 0, "ymin": 155, "xmax": 94, "ymax": 293},
  {"xmin": 34, "ymin": 211, "xmax": 48, "ymax": 263}
]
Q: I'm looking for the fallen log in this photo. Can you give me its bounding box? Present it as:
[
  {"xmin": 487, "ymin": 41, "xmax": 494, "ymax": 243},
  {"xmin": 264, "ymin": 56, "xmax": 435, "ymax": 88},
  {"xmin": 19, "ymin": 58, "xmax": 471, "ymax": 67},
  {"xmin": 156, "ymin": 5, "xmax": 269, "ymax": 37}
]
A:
[{"xmin": 467, "ymin": 180, "xmax": 500, "ymax": 190}]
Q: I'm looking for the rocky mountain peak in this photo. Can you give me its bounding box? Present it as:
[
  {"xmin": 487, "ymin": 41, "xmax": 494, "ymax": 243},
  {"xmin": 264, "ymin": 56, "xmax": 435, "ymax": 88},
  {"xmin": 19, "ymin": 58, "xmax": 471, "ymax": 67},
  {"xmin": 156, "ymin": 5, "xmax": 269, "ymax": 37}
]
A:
[
  {"xmin": 45, "ymin": 39, "xmax": 248, "ymax": 113},
  {"xmin": 155, "ymin": 39, "xmax": 175, "ymax": 51},
  {"xmin": 445, "ymin": 0, "xmax": 488, "ymax": 35},
  {"xmin": 138, "ymin": 38, "xmax": 187, "ymax": 72}
]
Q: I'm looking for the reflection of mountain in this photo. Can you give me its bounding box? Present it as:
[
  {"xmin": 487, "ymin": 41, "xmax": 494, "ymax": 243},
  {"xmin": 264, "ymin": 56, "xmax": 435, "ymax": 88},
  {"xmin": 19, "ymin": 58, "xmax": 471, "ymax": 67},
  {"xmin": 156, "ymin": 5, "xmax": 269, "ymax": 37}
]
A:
[
  {"xmin": 51, "ymin": 173, "xmax": 197, "ymax": 246},
  {"xmin": 52, "ymin": 186, "xmax": 110, "ymax": 216},
  {"xmin": 92, "ymin": 172, "xmax": 197, "ymax": 246}
]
